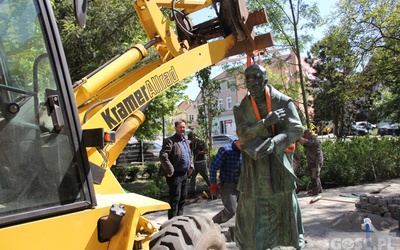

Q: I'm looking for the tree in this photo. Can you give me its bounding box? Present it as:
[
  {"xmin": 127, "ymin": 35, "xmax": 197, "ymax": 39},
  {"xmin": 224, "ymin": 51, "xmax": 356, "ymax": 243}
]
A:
[
  {"xmin": 305, "ymin": 27, "xmax": 360, "ymax": 138},
  {"xmin": 333, "ymin": 0, "xmax": 400, "ymax": 122},
  {"xmin": 244, "ymin": 0, "xmax": 322, "ymax": 128},
  {"xmin": 195, "ymin": 67, "xmax": 222, "ymax": 160},
  {"xmin": 53, "ymin": 0, "xmax": 188, "ymax": 139},
  {"xmin": 54, "ymin": 0, "xmax": 151, "ymax": 80},
  {"xmin": 264, "ymin": 65, "xmax": 305, "ymax": 122}
]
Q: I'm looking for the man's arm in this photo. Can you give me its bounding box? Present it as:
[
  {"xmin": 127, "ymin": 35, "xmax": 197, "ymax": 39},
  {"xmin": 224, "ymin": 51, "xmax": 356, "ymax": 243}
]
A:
[
  {"xmin": 201, "ymin": 140, "xmax": 208, "ymax": 154},
  {"xmin": 159, "ymin": 138, "xmax": 174, "ymax": 176},
  {"xmin": 209, "ymin": 147, "xmax": 226, "ymax": 184},
  {"xmin": 209, "ymin": 147, "xmax": 227, "ymax": 195},
  {"xmin": 305, "ymin": 137, "xmax": 320, "ymax": 150}
]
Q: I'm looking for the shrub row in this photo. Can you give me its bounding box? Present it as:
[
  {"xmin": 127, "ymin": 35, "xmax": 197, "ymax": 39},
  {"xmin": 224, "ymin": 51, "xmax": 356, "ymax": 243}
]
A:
[
  {"xmin": 111, "ymin": 163, "xmax": 160, "ymax": 183},
  {"xmin": 111, "ymin": 162, "xmax": 168, "ymax": 199},
  {"xmin": 296, "ymin": 136, "xmax": 400, "ymax": 189}
]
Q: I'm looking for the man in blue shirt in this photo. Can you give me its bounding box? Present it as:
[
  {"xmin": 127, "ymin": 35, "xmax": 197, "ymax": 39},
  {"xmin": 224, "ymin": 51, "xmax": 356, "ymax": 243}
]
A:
[
  {"xmin": 209, "ymin": 139, "xmax": 242, "ymax": 224},
  {"xmin": 159, "ymin": 119, "xmax": 194, "ymax": 219}
]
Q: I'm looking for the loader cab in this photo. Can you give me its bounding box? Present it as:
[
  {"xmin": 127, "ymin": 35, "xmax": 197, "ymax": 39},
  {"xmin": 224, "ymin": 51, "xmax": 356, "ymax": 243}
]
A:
[{"xmin": 0, "ymin": 0, "xmax": 95, "ymax": 227}]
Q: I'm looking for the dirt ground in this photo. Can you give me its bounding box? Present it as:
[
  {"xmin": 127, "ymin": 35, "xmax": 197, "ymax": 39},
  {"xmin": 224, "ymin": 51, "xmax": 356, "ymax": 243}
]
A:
[{"xmin": 144, "ymin": 178, "xmax": 400, "ymax": 249}]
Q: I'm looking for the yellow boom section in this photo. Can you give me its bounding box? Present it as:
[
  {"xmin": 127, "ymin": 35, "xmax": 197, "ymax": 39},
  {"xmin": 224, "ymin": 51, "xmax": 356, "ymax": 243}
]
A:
[{"xmin": 73, "ymin": 0, "xmax": 274, "ymax": 193}]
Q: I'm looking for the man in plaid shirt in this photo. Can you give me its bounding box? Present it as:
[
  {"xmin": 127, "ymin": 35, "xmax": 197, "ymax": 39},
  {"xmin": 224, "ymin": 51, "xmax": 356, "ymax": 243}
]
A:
[{"xmin": 209, "ymin": 139, "xmax": 242, "ymax": 224}]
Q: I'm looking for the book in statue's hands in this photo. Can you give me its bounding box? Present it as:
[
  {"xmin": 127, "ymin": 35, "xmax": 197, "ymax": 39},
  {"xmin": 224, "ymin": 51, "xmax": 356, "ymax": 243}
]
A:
[{"xmin": 244, "ymin": 137, "xmax": 272, "ymax": 160}]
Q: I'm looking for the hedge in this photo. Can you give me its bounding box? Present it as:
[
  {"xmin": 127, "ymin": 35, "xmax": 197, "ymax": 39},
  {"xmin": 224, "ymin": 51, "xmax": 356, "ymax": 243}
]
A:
[{"xmin": 296, "ymin": 136, "xmax": 400, "ymax": 189}]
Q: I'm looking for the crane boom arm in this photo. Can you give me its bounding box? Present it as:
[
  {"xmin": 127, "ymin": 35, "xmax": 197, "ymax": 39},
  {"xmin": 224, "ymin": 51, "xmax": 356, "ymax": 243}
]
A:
[{"xmin": 73, "ymin": 0, "xmax": 274, "ymax": 190}]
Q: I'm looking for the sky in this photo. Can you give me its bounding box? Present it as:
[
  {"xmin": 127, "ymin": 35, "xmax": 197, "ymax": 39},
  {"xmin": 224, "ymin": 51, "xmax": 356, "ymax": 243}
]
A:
[{"xmin": 184, "ymin": 1, "xmax": 338, "ymax": 100}]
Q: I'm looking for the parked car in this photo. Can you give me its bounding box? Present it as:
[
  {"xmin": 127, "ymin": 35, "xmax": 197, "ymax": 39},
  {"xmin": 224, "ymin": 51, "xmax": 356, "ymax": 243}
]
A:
[
  {"xmin": 211, "ymin": 134, "xmax": 238, "ymax": 150},
  {"xmin": 351, "ymin": 125, "xmax": 370, "ymax": 136},
  {"xmin": 378, "ymin": 124, "xmax": 400, "ymax": 136},
  {"xmin": 377, "ymin": 124, "xmax": 391, "ymax": 136},
  {"xmin": 115, "ymin": 141, "xmax": 162, "ymax": 166},
  {"xmin": 387, "ymin": 124, "xmax": 400, "ymax": 136},
  {"xmin": 356, "ymin": 121, "xmax": 376, "ymax": 130}
]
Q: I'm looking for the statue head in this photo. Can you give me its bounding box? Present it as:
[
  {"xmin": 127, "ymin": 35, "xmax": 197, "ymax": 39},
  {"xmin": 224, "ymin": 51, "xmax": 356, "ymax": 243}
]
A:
[{"xmin": 244, "ymin": 64, "xmax": 267, "ymax": 98}]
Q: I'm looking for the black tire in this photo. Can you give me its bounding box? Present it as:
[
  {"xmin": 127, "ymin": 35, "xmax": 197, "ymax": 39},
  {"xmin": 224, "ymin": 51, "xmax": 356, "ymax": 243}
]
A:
[{"xmin": 150, "ymin": 215, "xmax": 227, "ymax": 250}]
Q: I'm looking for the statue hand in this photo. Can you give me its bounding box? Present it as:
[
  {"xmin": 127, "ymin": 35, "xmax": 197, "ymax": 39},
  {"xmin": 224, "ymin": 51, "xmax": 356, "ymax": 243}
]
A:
[
  {"xmin": 254, "ymin": 138, "xmax": 274, "ymax": 159},
  {"xmin": 244, "ymin": 138, "xmax": 275, "ymax": 160},
  {"xmin": 263, "ymin": 108, "xmax": 286, "ymax": 126},
  {"xmin": 262, "ymin": 138, "xmax": 275, "ymax": 155}
]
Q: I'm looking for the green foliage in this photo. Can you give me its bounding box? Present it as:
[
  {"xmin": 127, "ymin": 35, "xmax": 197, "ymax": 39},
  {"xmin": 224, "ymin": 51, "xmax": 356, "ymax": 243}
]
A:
[
  {"xmin": 195, "ymin": 67, "xmax": 222, "ymax": 155},
  {"xmin": 141, "ymin": 163, "xmax": 159, "ymax": 179},
  {"xmin": 1, "ymin": 1, "xmax": 55, "ymax": 96},
  {"xmin": 293, "ymin": 144, "xmax": 308, "ymax": 191},
  {"xmin": 127, "ymin": 166, "xmax": 141, "ymax": 181},
  {"xmin": 320, "ymin": 139, "xmax": 365, "ymax": 186},
  {"xmin": 305, "ymin": 27, "xmax": 361, "ymax": 138},
  {"xmin": 296, "ymin": 137, "xmax": 400, "ymax": 188},
  {"xmin": 331, "ymin": 0, "xmax": 400, "ymax": 122},
  {"xmin": 111, "ymin": 164, "xmax": 168, "ymax": 198},
  {"xmin": 110, "ymin": 166, "xmax": 130, "ymax": 183},
  {"xmin": 110, "ymin": 166, "xmax": 141, "ymax": 182},
  {"xmin": 141, "ymin": 181, "xmax": 161, "ymax": 199},
  {"xmin": 54, "ymin": 0, "xmax": 147, "ymax": 80},
  {"xmin": 150, "ymin": 173, "xmax": 168, "ymax": 196},
  {"xmin": 53, "ymin": 1, "xmax": 188, "ymax": 140},
  {"xmin": 246, "ymin": 0, "xmax": 321, "ymax": 53}
]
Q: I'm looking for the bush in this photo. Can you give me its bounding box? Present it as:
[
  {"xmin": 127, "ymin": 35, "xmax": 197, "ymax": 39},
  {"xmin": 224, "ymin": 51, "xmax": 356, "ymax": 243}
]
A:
[
  {"xmin": 111, "ymin": 166, "xmax": 140, "ymax": 182},
  {"xmin": 110, "ymin": 166, "xmax": 130, "ymax": 183},
  {"xmin": 127, "ymin": 166, "xmax": 141, "ymax": 181},
  {"xmin": 141, "ymin": 181, "xmax": 161, "ymax": 199},
  {"xmin": 142, "ymin": 163, "xmax": 159, "ymax": 179},
  {"xmin": 296, "ymin": 136, "xmax": 400, "ymax": 188}
]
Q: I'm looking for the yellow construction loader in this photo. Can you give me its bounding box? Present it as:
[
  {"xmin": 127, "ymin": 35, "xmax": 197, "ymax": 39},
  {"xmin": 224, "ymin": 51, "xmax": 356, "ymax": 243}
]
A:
[{"xmin": 0, "ymin": 0, "xmax": 273, "ymax": 248}]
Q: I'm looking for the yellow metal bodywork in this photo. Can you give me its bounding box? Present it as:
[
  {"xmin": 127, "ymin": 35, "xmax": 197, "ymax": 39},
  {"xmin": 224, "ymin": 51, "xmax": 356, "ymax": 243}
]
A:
[
  {"xmin": 74, "ymin": 44, "xmax": 148, "ymax": 108},
  {"xmin": 0, "ymin": 193, "xmax": 169, "ymax": 250}
]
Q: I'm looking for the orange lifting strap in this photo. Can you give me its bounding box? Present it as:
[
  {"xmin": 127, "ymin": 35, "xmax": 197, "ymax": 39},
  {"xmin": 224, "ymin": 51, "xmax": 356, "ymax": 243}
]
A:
[{"xmin": 248, "ymin": 52, "xmax": 295, "ymax": 153}]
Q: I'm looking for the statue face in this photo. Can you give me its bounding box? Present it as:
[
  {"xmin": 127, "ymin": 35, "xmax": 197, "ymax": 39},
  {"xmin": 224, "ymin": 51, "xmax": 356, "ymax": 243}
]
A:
[{"xmin": 245, "ymin": 65, "xmax": 266, "ymax": 98}]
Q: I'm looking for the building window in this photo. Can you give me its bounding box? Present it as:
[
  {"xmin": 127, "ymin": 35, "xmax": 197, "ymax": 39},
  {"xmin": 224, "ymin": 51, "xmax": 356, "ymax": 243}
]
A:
[
  {"xmin": 226, "ymin": 97, "xmax": 232, "ymax": 110},
  {"xmin": 189, "ymin": 114, "xmax": 194, "ymax": 121},
  {"xmin": 218, "ymin": 99, "xmax": 223, "ymax": 110}
]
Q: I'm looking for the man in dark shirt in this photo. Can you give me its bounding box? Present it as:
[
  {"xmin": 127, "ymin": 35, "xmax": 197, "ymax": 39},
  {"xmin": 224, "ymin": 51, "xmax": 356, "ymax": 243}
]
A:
[
  {"xmin": 209, "ymin": 139, "xmax": 242, "ymax": 224},
  {"xmin": 298, "ymin": 128, "xmax": 323, "ymax": 195},
  {"xmin": 159, "ymin": 119, "xmax": 194, "ymax": 219},
  {"xmin": 188, "ymin": 132, "xmax": 210, "ymax": 197}
]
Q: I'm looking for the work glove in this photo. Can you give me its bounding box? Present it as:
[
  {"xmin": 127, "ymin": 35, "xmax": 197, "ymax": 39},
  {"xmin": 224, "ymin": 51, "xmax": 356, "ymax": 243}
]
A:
[
  {"xmin": 210, "ymin": 184, "xmax": 218, "ymax": 195},
  {"xmin": 262, "ymin": 108, "xmax": 286, "ymax": 127}
]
